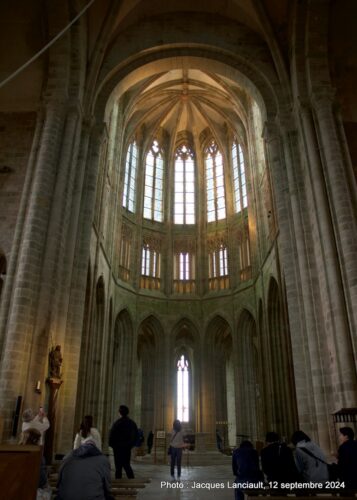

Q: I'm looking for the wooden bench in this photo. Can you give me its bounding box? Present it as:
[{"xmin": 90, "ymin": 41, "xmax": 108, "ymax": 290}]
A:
[
  {"xmin": 49, "ymin": 475, "xmax": 151, "ymax": 499},
  {"xmin": 247, "ymin": 494, "xmax": 356, "ymax": 499}
]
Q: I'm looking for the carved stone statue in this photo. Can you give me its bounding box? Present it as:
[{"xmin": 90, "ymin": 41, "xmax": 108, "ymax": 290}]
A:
[{"xmin": 49, "ymin": 345, "xmax": 63, "ymax": 379}]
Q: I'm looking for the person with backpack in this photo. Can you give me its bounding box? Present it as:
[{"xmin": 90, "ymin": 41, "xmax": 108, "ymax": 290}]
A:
[
  {"xmin": 109, "ymin": 405, "xmax": 138, "ymax": 479},
  {"xmin": 261, "ymin": 432, "xmax": 299, "ymax": 488}
]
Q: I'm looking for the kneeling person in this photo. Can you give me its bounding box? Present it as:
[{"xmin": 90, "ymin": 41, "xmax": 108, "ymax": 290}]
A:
[{"xmin": 57, "ymin": 439, "xmax": 113, "ymax": 500}]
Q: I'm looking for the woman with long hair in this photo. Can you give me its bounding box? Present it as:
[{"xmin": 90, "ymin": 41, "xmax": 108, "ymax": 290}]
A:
[{"xmin": 73, "ymin": 415, "xmax": 102, "ymax": 450}]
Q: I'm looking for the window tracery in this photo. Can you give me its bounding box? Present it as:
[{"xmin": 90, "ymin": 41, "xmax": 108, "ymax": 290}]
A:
[
  {"xmin": 237, "ymin": 226, "xmax": 251, "ymax": 281},
  {"xmin": 174, "ymin": 144, "xmax": 195, "ymax": 224},
  {"xmin": 119, "ymin": 224, "xmax": 132, "ymax": 282},
  {"xmin": 173, "ymin": 239, "xmax": 196, "ymax": 293},
  {"xmin": 232, "ymin": 140, "xmax": 248, "ymax": 213},
  {"xmin": 205, "ymin": 140, "xmax": 226, "ymax": 222},
  {"xmin": 143, "ymin": 140, "xmax": 164, "ymax": 222},
  {"xmin": 140, "ymin": 235, "xmax": 161, "ymax": 290},
  {"xmin": 177, "ymin": 354, "xmax": 189, "ymax": 422},
  {"xmin": 122, "ymin": 141, "xmax": 138, "ymax": 212},
  {"xmin": 208, "ymin": 236, "xmax": 229, "ymax": 290}
]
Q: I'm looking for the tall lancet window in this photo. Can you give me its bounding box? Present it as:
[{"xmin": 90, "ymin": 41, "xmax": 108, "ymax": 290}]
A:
[
  {"xmin": 177, "ymin": 354, "xmax": 189, "ymax": 422},
  {"xmin": 143, "ymin": 140, "xmax": 164, "ymax": 222},
  {"xmin": 232, "ymin": 141, "xmax": 248, "ymax": 213},
  {"xmin": 122, "ymin": 141, "xmax": 138, "ymax": 212},
  {"xmin": 174, "ymin": 144, "xmax": 195, "ymax": 224},
  {"xmin": 205, "ymin": 141, "xmax": 226, "ymax": 222}
]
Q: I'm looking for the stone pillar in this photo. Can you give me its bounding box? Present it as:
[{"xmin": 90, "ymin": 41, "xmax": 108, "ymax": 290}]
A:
[
  {"xmin": 263, "ymin": 120, "xmax": 313, "ymax": 437},
  {"xmin": 311, "ymin": 89, "xmax": 357, "ymax": 367},
  {"xmin": 0, "ymin": 99, "xmax": 67, "ymax": 439},
  {"xmin": 299, "ymin": 100, "xmax": 357, "ymax": 407},
  {"xmin": 200, "ymin": 341, "xmax": 216, "ymax": 449},
  {"xmin": 56, "ymin": 123, "xmax": 105, "ymax": 453}
]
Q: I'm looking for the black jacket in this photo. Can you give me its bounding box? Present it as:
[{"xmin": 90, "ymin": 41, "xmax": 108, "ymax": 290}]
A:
[
  {"xmin": 338, "ymin": 439, "xmax": 357, "ymax": 489},
  {"xmin": 232, "ymin": 447, "xmax": 262, "ymax": 481},
  {"xmin": 109, "ymin": 416, "xmax": 138, "ymax": 449},
  {"xmin": 261, "ymin": 442, "xmax": 299, "ymax": 483}
]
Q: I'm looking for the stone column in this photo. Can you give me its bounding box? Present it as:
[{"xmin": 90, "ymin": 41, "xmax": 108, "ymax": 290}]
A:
[
  {"xmin": 299, "ymin": 101, "xmax": 357, "ymax": 409},
  {"xmin": 311, "ymin": 89, "xmax": 357, "ymax": 365},
  {"xmin": 0, "ymin": 109, "xmax": 44, "ymax": 354},
  {"xmin": 0, "ymin": 99, "xmax": 67, "ymax": 439},
  {"xmin": 56, "ymin": 123, "xmax": 105, "ymax": 453},
  {"xmin": 200, "ymin": 340, "xmax": 216, "ymax": 449},
  {"xmin": 263, "ymin": 121, "xmax": 313, "ymax": 436}
]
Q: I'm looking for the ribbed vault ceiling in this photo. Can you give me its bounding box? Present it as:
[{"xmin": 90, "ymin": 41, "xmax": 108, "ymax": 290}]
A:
[{"xmin": 123, "ymin": 68, "xmax": 248, "ymax": 141}]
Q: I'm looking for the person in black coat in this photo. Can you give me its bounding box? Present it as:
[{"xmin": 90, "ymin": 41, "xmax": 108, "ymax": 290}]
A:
[
  {"xmin": 232, "ymin": 441, "xmax": 263, "ymax": 500},
  {"xmin": 337, "ymin": 427, "xmax": 357, "ymax": 492},
  {"xmin": 261, "ymin": 431, "xmax": 299, "ymax": 489},
  {"xmin": 109, "ymin": 405, "xmax": 138, "ymax": 479},
  {"xmin": 147, "ymin": 430, "xmax": 154, "ymax": 454}
]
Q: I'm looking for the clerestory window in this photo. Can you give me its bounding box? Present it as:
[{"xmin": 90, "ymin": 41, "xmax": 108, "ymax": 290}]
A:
[
  {"xmin": 143, "ymin": 140, "xmax": 164, "ymax": 222},
  {"xmin": 122, "ymin": 141, "xmax": 138, "ymax": 212},
  {"xmin": 141, "ymin": 243, "xmax": 160, "ymax": 278},
  {"xmin": 174, "ymin": 144, "xmax": 195, "ymax": 224},
  {"xmin": 232, "ymin": 141, "xmax": 248, "ymax": 213},
  {"xmin": 205, "ymin": 141, "xmax": 226, "ymax": 222},
  {"xmin": 208, "ymin": 244, "xmax": 228, "ymax": 278},
  {"xmin": 177, "ymin": 354, "xmax": 189, "ymax": 422}
]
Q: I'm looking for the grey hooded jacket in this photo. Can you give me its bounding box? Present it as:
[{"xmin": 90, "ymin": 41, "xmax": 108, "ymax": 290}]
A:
[{"xmin": 56, "ymin": 442, "xmax": 113, "ymax": 500}]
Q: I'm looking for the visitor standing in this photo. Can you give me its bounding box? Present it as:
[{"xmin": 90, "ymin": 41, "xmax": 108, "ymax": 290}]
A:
[
  {"xmin": 109, "ymin": 405, "xmax": 138, "ymax": 479},
  {"xmin": 169, "ymin": 419, "xmax": 186, "ymax": 481},
  {"xmin": 147, "ymin": 430, "xmax": 154, "ymax": 454},
  {"xmin": 21, "ymin": 407, "xmax": 50, "ymax": 445},
  {"xmin": 74, "ymin": 415, "xmax": 102, "ymax": 450}
]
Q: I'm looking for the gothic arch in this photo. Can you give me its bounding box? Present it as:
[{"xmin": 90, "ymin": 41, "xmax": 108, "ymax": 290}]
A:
[
  {"xmin": 204, "ymin": 315, "xmax": 235, "ymax": 447},
  {"xmin": 137, "ymin": 315, "xmax": 166, "ymax": 432},
  {"xmin": 112, "ymin": 309, "xmax": 134, "ymax": 416},
  {"xmin": 235, "ymin": 309, "xmax": 260, "ymax": 441}
]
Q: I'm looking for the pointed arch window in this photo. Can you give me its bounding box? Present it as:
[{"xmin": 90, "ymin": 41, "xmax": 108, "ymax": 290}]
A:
[
  {"xmin": 208, "ymin": 244, "xmax": 228, "ymax": 278},
  {"xmin": 141, "ymin": 243, "xmax": 160, "ymax": 278},
  {"xmin": 143, "ymin": 140, "xmax": 164, "ymax": 222},
  {"xmin": 205, "ymin": 141, "xmax": 226, "ymax": 222},
  {"xmin": 232, "ymin": 141, "xmax": 248, "ymax": 213},
  {"xmin": 174, "ymin": 144, "xmax": 195, "ymax": 224},
  {"xmin": 122, "ymin": 141, "xmax": 138, "ymax": 212},
  {"xmin": 208, "ymin": 242, "xmax": 229, "ymax": 290},
  {"xmin": 177, "ymin": 354, "xmax": 189, "ymax": 422}
]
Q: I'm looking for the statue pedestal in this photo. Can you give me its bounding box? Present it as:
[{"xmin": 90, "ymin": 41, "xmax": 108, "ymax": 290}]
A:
[{"xmin": 44, "ymin": 377, "xmax": 63, "ymax": 464}]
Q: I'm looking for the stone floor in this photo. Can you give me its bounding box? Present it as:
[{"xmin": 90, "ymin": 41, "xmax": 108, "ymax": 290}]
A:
[{"xmin": 133, "ymin": 462, "xmax": 236, "ymax": 499}]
